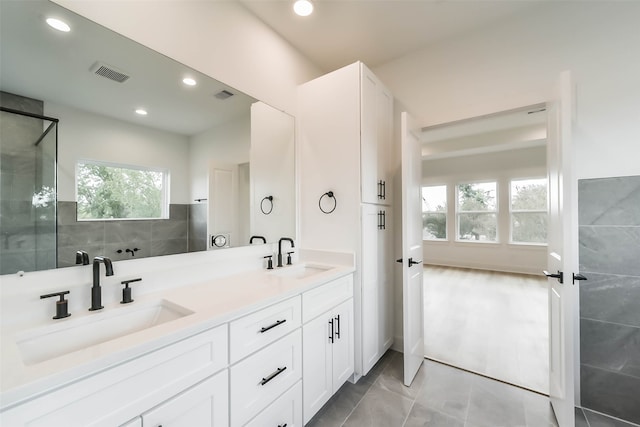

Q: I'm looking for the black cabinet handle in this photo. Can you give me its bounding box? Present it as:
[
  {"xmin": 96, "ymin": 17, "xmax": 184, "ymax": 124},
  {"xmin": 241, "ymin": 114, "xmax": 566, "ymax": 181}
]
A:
[
  {"xmin": 382, "ymin": 180, "xmax": 386, "ymax": 200},
  {"xmin": 260, "ymin": 367, "xmax": 287, "ymax": 386},
  {"xmin": 543, "ymin": 270, "xmax": 564, "ymax": 284},
  {"xmin": 573, "ymin": 273, "xmax": 588, "ymax": 284},
  {"xmin": 329, "ymin": 318, "xmax": 334, "ymax": 343},
  {"xmin": 278, "ymin": 424, "xmax": 287, "ymax": 427},
  {"xmin": 335, "ymin": 314, "xmax": 341, "ymax": 339},
  {"xmin": 260, "ymin": 319, "xmax": 287, "ymax": 333},
  {"xmin": 408, "ymin": 258, "xmax": 422, "ymax": 267}
]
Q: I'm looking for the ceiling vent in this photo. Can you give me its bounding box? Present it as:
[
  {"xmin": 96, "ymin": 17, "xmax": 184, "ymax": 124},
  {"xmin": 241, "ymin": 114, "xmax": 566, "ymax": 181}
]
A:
[
  {"xmin": 90, "ymin": 61, "xmax": 130, "ymax": 83},
  {"xmin": 214, "ymin": 89, "xmax": 234, "ymax": 100}
]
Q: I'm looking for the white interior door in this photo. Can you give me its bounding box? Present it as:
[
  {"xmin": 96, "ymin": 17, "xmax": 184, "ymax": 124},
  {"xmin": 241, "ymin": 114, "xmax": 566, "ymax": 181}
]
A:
[
  {"xmin": 546, "ymin": 71, "xmax": 578, "ymax": 427},
  {"xmin": 400, "ymin": 112, "xmax": 424, "ymax": 386},
  {"xmin": 208, "ymin": 162, "xmax": 238, "ymax": 247}
]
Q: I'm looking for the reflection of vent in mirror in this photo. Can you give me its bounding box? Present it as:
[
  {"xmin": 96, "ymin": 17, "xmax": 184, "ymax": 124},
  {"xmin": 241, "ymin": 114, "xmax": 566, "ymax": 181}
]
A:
[
  {"xmin": 214, "ymin": 90, "xmax": 234, "ymax": 100},
  {"xmin": 90, "ymin": 61, "xmax": 130, "ymax": 83}
]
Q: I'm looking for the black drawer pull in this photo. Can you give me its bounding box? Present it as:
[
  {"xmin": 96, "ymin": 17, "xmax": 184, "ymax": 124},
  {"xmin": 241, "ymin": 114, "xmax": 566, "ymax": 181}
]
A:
[
  {"xmin": 260, "ymin": 319, "xmax": 287, "ymax": 333},
  {"xmin": 278, "ymin": 424, "xmax": 287, "ymax": 427},
  {"xmin": 260, "ymin": 366, "xmax": 287, "ymax": 385},
  {"xmin": 335, "ymin": 314, "xmax": 341, "ymax": 339},
  {"xmin": 329, "ymin": 318, "xmax": 334, "ymax": 343}
]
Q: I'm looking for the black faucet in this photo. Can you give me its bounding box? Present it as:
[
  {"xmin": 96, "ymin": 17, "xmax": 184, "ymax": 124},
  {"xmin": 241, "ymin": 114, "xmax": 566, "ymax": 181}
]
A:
[
  {"xmin": 277, "ymin": 237, "xmax": 294, "ymax": 267},
  {"xmin": 75, "ymin": 250, "xmax": 90, "ymax": 265},
  {"xmin": 250, "ymin": 235, "xmax": 267, "ymax": 244},
  {"xmin": 90, "ymin": 256, "xmax": 113, "ymax": 311}
]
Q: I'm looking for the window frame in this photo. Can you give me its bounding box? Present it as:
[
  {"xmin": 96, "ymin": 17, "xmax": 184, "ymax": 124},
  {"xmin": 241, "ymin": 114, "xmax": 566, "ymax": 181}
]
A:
[
  {"xmin": 455, "ymin": 180, "xmax": 498, "ymax": 243},
  {"xmin": 75, "ymin": 159, "xmax": 170, "ymax": 221},
  {"xmin": 509, "ymin": 177, "xmax": 548, "ymax": 245},
  {"xmin": 422, "ymin": 184, "xmax": 448, "ymax": 241}
]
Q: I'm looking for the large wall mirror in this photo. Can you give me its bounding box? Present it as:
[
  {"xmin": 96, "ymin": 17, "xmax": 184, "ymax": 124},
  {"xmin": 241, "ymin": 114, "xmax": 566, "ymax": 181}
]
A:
[{"xmin": 0, "ymin": 0, "xmax": 295, "ymax": 275}]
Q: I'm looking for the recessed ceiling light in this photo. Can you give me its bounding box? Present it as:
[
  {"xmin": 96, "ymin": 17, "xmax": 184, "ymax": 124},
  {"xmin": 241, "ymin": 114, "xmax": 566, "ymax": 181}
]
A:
[
  {"xmin": 46, "ymin": 17, "xmax": 70, "ymax": 32},
  {"xmin": 293, "ymin": 0, "xmax": 313, "ymax": 17},
  {"xmin": 183, "ymin": 77, "xmax": 197, "ymax": 86},
  {"xmin": 135, "ymin": 109, "xmax": 148, "ymax": 116}
]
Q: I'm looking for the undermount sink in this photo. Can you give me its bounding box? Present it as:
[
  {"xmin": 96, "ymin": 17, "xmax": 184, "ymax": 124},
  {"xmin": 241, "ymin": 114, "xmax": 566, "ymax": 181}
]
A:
[
  {"xmin": 269, "ymin": 263, "xmax": 332, "ymax": 280},
  {"xmin": 16, "ymin": 299, "xmax": 193, "ymax": 365}
]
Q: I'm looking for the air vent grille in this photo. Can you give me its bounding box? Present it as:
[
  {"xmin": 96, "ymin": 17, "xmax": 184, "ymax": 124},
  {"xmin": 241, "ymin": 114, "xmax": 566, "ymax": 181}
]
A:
[
  {"xmin": 90, "ymin": 61, "xmax": 130, "ymax": 83},
  {"xmin": 214, "ymin": 90, "xmax": 234, "ymax": 100}
]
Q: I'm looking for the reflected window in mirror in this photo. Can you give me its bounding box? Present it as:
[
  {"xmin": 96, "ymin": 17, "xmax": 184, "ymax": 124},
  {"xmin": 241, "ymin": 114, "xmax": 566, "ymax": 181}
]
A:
[{"xmin": 76, "ymin": 160, "xmax": 169, "ymax": 220}]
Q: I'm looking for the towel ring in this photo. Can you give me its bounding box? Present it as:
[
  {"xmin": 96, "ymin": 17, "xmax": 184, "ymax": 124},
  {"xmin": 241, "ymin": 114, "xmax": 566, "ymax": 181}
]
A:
[
  {"xmin": 261, "ymin": 195, "xmax": 274, "ymax": 215},
  {"xmin": 319, "ymin": 191, "xmax": 337, "ymax": 214}
]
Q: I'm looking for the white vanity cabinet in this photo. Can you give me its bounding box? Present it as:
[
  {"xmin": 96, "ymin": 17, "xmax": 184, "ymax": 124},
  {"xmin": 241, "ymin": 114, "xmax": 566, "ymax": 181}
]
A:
[
  {"xmin": 140, "ymin": 370, "xmax": 229, "ymax": 427},
  {"xmin": 299, "ymin": 61, "xmax": 395, "ymax": 378},
  {"xmin": 1, "ymin": 324, "xmax": 228, "ymax": 427},
  {"xmin": 302, "ymin": 277, "xmax": 354, "ymax": 424}
]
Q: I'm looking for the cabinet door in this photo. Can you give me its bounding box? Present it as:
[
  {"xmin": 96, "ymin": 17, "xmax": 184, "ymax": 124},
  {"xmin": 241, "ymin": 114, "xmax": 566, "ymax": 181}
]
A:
[
  {"xmin": 361, "ymin": 204, "xmax": 380, "ymax": 374},
  {"xmin": 302, "ymin": 314, "xmax": 333, "ymax": 424},
  {"xmin": 361, "ymin": 65, "xmax": 393, "ymax": 205},
  {"xmin": 142, "ymin": 370, "xmax": 229, "ymax": 427},
  {"xmin": 379, "ymin": 208, "xmax": 394, "ymax": 351},
  {"xmin": 361, "ymin": 65, "xmax": 379, "ymax": 204},
  {"xmin": 332, "ymin": 299, "xmax": 355, "ymax": 390}
]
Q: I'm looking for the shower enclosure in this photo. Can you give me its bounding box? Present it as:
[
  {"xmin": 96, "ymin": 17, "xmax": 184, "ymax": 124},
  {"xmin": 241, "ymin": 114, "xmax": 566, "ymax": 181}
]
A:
[{"xmin": 0, "ymin": 93, "xmax": 58, "ymax": 275}]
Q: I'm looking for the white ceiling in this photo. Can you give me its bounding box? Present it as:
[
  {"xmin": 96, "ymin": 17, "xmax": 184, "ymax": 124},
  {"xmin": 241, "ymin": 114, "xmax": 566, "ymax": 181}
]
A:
[
  {"xmin": 240, "ymin": 0, "xmax": 546, "ymax": 72},
  {"xmin": 0, "ymin": 0, "xmax": 256, "ymax": 136}
]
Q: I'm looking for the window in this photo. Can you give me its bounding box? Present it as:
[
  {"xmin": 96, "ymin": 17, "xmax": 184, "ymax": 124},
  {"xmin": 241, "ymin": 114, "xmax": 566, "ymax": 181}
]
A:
[
  {"xmin": 76, "ymin": 161, "xmax": 168, "ymax": 220},
  {"xmin": 422, "ymin": 185, "xmax": 447, "ymax": 240},
  {"xmin": 456, "ymin": 181, "xmax": 497, "ymax": 242},
  {"xmin": 510, "ymin": 178, "xmax": 547, "ymax": 244}
]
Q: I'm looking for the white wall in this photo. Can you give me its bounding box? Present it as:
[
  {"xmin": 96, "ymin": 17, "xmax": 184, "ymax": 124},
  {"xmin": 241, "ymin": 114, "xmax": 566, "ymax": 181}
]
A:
[
  {"xmin": 374, "ymin": 2, "xmax": 640, "ymax": 181},
  {"xmin": 422, "ymin": 146, "xmax": 547, "ymax": 275},
  {"xmin": 52, "ymin": 0, "xmax": 322, "ymax": 115},
  {"xmin": 46, "ymin": 102, "xmax": 190, "ymax": 203}
]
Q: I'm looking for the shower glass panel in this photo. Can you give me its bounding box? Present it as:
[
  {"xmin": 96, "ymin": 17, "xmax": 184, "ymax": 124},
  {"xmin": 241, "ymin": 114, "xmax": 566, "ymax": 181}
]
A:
[{"xmin": 0, "ymin": 106, "xmax": 58, "ymax": 275}]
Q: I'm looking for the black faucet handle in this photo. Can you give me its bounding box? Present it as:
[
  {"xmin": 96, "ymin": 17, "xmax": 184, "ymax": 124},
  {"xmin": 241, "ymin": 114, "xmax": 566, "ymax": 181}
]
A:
[
  {"xmin": 120, "ymin": 278, "xmax": 141, "ymax": 304},
  {"xmin": 286, "ymin": 251, "xmax": 294, "ymax": 265},
  {"xmin": 75, "ymin": 250, "xmax": 90, "ymax": 265},
  {"xmin": 264, "ymin": 255, "xmax": 274, "ymax": 270},
  {"xmin": 40, "ymin": 290, "xmax": 71, "ymax": 319}
]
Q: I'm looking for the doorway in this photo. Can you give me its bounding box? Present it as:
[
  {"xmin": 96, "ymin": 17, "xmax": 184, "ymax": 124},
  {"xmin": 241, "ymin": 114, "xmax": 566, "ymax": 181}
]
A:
[{"xmin": 420, "ymin": 106, "xmax": 550, "ymax": 394}]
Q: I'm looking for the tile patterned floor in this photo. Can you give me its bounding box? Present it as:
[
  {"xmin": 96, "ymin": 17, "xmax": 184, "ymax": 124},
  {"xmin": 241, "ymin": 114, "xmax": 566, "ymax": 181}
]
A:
[{"xmin": 307, "ymin": 350, "xmax": 559, "ymax": 427}]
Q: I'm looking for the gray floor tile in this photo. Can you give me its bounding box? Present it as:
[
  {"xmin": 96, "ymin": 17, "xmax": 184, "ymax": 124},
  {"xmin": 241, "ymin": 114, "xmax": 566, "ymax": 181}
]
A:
[
  {"xmin": 404, "ymin": 402, "xmax": 464, "ymax": 427},
  {"xmin": 373, "ymin": 351, "xmax": 427, "ymax": 400},
  {"xmin": 466, "ymin": 374, "xmax": 527, "ymax": 427},
  {"xmin": 307, "ymin": 380, "xmax": 373, "ymax": 427},
  {"xmin": 416, "ymin": 360, "xmax": 472, "ymax": 422},
  {"xmin": 576, "ymin": 407, "xmax": 590, "ymax": 427},
  {"xmin": 342, "ymin": 386, "xmax": 413, "ymax": 427},
  {"xmin": 584, "ymin": 409, "xmax": 640, "ymax": 427}
]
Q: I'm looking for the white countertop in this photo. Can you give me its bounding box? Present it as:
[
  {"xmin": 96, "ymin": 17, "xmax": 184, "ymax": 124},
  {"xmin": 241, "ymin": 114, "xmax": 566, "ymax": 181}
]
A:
[{"xmin": 0, "ymin": 261, "xmax": 354, "ymax": 410}]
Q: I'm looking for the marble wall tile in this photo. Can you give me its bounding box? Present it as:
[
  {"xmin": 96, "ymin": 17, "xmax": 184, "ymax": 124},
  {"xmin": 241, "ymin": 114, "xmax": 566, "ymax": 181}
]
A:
[
  {"xmin": 104, "ymin": 221, "xmax": 151, "ymax": 244},
  {"xmin": 188, "ymin": 203, "xmax": 207, "ymax": 252},
  {"xmin": 581, "ymin": 319, "xmax": 640, "ymax": 378},
  {"xmin": 57, "ymin": 223, "xmax": 105, "ymax": 247},
  {"xmin": 169, "ymin": 204, "xmax": 188, "ymax": 221},
  {"xmin": 579, "ymin": 176, "xmax": 640, "ymax": 226},
  {"xmin": 579, "ymin": 226, "xmax": 640, "ymax": 276},
  {"xmin": 581, "ymin": 365, "xmax": 640, "ymax": 425},
  {"xmin": 56, "ymin": 201, "xmax": 77, "ymax": 225},
  {"xmin": 150, "ymin": 239, "xmax": 188, "ymax": 257},
  {"xmin": 580, "ymin": 273, "xmax": 640, "ymax": 327},
  {"xmin": 151, "ymin": 219, "xmax": 188, "ymax": 240}
]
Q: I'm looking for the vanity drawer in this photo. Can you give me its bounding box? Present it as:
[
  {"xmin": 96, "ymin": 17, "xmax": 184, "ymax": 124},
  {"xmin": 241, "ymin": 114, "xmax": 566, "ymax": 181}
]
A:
[
  {"xmin": 1, "ymin": 325, "xmax": 228, "ymax": 427},
  {"xmin": 302, "ymin": 275, "xmax": 353, "ymax": 323},
  {"xmin": 230, "ymin": 330, "xmax": 302, "ymax": 427},
  {"xmin": 229, "ymin": 295, "xmax": 301, "ymax": 363},
  {"xmin": 244, "ymin": 380, "xmax": 302, "ymax": 427}
]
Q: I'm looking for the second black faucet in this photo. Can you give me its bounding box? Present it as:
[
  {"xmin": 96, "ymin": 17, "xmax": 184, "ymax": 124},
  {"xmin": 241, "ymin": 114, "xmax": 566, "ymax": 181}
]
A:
[{"xmin": 90, "ymin": 256, "xmax": 113, "ymax": 311}]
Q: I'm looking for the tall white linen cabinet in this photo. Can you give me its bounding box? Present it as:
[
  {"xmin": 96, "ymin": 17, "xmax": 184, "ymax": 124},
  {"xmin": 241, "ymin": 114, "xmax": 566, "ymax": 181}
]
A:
[{"xmin": 298, "ymin": 61, "xmax": 395, "ymax": 381}]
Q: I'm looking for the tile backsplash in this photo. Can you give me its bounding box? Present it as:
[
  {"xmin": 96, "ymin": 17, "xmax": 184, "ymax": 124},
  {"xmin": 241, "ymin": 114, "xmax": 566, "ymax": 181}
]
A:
[
  {"xmin": 578, "ymin": 175, "xmax": 640, "ymax": 425},
  {"xmin": 57, "ymin": 201, "xmax": 191, "ymax": 267}
]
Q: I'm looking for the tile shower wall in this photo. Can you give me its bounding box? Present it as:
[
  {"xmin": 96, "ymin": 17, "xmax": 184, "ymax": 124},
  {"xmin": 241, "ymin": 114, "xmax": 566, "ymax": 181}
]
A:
[
  {"xmin": 188, "ymin": 202, "xmax": 207, "ymax": 252},
  {"xmin": 0, "ymin": 91, "xmax": 56, "ymax": 274},
  {"xmin": 57, "ymin": 202, "xmax": 190, "ymax": 267},
  {"xmin": 579, "ymin": 175, "xmax": 640, "ymax": 425}
]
